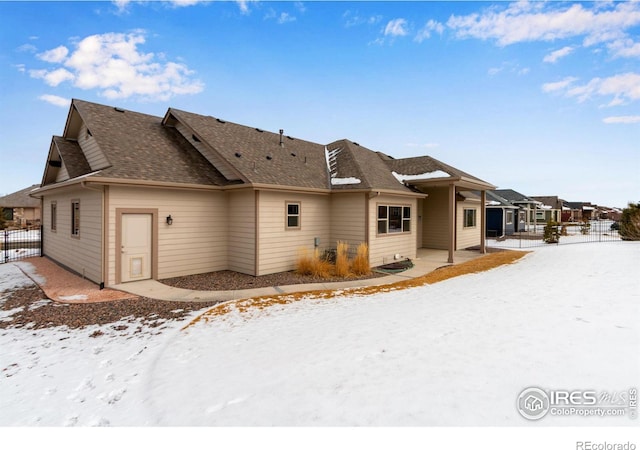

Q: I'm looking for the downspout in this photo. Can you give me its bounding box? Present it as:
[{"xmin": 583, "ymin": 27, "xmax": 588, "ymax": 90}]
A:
[
  {"xmin": 480, "ymin": 190, "xmax": 486, "ymax": 254},
  {"xmin": 81, "ymin": 181, "xmax": 105, "ymax": 289},
  {"xmin": 40, "ymin": 196, "xmax": 44, "ymax": 258},
  {"xmin": 448, "ymin": 183, "xmax": 455, "ymax": 264}
]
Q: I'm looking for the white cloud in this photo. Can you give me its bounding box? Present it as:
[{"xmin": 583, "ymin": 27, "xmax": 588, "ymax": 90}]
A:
[
  {"xmin": 488, "ymin": 61, "xmax": 530, "ymax": 77},
  {"xmin": 542, "ymin": 76, "xmax": 579, "ymax": 93},
  {"xmin": 447, "ymin": 1, "xmax": 640, "ymax": 52},
  {"xmin": 543, "ymin": 46, "xmax": 574, "ymax": 63},
  {"xmin": 544, "ymin": 73, "xmax": 640, "ymax": 105},
  {"xmin": 30, "ymin": 68, "xmax": 75, "ymax": 86},
  {"xmin": 608, "ymin": 38, "xmax": 640, "ymax": 58},
  {"xmin": 38, "ymin": 94, "xmax": 71, "ymax": 108},
  {"xmin": 602, "ymin": 115, "xmax": 640, "ymax": 124},
  {"xmin": 112, "ymin": 0, "xmax": 210, "ymax": 11},
  {"xmin": 28, "ymin": 31, "xmax": 203, "ymax": 101},
  {"xmin": 37, "ymin": 45, "xmax": 69, "ymax": 63},
  {"xmin": 278, "ymin": 12, "xmax": 296, "ymax": 24},
  {"xmin": 343, "ymin": 10, "xmax": 382, "ymax": 28},
  {"xmin": 415, "ymin": 20, "xmax": 444, "ymax": 43},
  {"xmin": 384, "ymin": 18, "xmax": 409, "ymax": 37},
  {"xmin": 17, "ymin": 43, "xmax": 37, "ymax": 53}
]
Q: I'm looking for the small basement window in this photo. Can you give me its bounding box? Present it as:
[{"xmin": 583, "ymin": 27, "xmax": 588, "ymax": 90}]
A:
[{"xmin": 286, "ymin": 202, "xmax": 300, "ymax": 229}]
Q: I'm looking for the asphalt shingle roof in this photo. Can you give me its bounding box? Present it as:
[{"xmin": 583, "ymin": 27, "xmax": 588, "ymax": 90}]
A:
[
  {"xmin": 69, "ymin": 100, "xmax": 231, "ymax": 186},
  {"xmin": 326, "ymin": 139, "xmax": 411, "ymax": 192},
  {"xmin": 384, "ymin": 155, "xmax": 491, "ymax": 186},
  {"xmin": 493, "ymin": 189, "xmax": 535, "ymax": 203},
  {"xmin": 53, "ymin": 136, "xmax": 91, "ymax": 179},
  {"xmin": 0, "ymin": 184, "xmax": 41, "ymax": 208},
  {"xmin": 167, "ymin": 108, "xmax": 332, "ymax": 189},
  {"xmin": 39, "ymin": 99, "xmax": 494, "ymax": 195}
]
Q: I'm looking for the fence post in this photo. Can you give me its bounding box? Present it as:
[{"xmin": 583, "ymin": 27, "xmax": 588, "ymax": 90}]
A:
[
  {"xmin": 3, "ymin": 229, "xmax": 7, "ymax": 263},
  {"xmin": 40, "ymin": 225, "xmax": 44, "ymax": 257}
]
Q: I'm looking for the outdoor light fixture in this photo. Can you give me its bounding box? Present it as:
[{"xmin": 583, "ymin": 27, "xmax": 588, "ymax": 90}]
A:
[{"xmin": 166, "ymin": 215, "xmax": 173, "ymax": 226}]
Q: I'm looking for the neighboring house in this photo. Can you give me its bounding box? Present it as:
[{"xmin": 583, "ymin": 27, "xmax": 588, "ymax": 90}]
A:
[
  {"xmin": 484, "ymin": 190, "xmax": 520, "ymax": 238},
  {"xmin": 565, "ymin": 201, "xmax": 596, "ymax": 221},
  {"xmin": 0, "ymin": 184, "xmax": 41, "ymax": 228},
  {"xmin": 595, "ymin": 206, "xmax": 622, "ymax": 221},
  {"xmin": 32, "ymin": 99, "xmax": 495, "ymax": 287},
  {"xmin": 530, "ymin": 196, "xmax": 563, "ymax": 224},
  {"xmin": 492, "ymin": 189, "xmax": 539, "ymax": 232}
]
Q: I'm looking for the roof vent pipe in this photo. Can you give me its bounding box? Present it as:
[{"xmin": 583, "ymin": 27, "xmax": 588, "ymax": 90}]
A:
[{"xmin": 279, "ymin": 129, "xmax": 284, "ymax": 147}]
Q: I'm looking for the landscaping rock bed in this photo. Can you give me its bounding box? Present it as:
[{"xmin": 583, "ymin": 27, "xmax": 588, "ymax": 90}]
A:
[{"xmin": 160, "ymin": 269, "xmax": 387, "ymax": 291}]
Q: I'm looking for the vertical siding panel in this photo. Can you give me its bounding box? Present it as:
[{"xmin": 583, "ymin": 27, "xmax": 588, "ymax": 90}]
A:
[
  {"xmin": 330, "ymin": 193, "xmax": 366, "ymax": 248},
  {"xmin": 367, "ymin": 195, "xmax": 417, "ymax": 267},
  {"xmin": 107, "ymin": 186, "xmax": 228, "ymax": 284},
  {"xmin": 78, "ymin": 124, "xmax": 109, "ymax": 170},
  {"xmin": 421, "ymin": 187, "xmax": 449, "ymax": 250},
  {"xmin": 227, "ymin": 189, "xmax": 256, "ymax": 275},
  {"xmin": 42, "ymin": 188, "xmax": 102, "ymax": 283},
  {"xmin": 456, "ymin": 200, "xmax": 481, "ymax": 250},
  {"xmin": 257, "ymin": 191, "xmax": 330, "ymax": 275}
]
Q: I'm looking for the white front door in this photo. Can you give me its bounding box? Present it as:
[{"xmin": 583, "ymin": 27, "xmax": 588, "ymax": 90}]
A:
[{"xmin": 121, "ymin": 213, "xmax": 152, "ymax": 283}]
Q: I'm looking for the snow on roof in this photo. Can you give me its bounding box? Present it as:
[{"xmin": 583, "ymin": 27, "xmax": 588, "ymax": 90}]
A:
[
  {"xmin": 391, "ymin": 170, "xmax": 449, "ymax": 184},
  {"xmin": 331, "ymin": 177, "xmax": 362, "ymax": 185}
]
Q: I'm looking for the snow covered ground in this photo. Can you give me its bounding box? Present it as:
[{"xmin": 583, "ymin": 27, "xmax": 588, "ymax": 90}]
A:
[{"xmin": 1, "ymin": 242, "xmax": 638, "ymax": 430}]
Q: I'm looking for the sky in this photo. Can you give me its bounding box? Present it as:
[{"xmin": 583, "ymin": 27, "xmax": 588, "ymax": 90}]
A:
[{"xmin": 0, "ymin": 0, "xmax": 638, "ymax": 208}]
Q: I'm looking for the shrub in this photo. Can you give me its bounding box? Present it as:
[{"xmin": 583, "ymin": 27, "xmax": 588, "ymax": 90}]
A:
[
  {"xmin": 619, "ymin": 202, "xmax": 640, "ymax": 241},
  {"xmin": 580, "ymin": 219, "xmax": 591, "ymax": 235},
  {"xmin": 543, "ymin": 220, "xmax": 560, "ymax": 244},
  {"xmin": 295, "ymin": 247, "xmax": 332, "ymax": 278},
  {"xmin": 334, "ymin": 241, "xmax": 351, "ymax": 278},
  {"xmin": 350, "ymin": 242, "xmax": 371, "ymax": 276}
]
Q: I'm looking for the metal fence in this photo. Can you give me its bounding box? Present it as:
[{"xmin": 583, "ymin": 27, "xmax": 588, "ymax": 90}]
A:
[
  {"xmin": 487, "ymin": 220, "xmax": 621, "ymax": 250},
  {"xmin": 1, "ymin": 226, "xmax": 42, "ymax": 263}
]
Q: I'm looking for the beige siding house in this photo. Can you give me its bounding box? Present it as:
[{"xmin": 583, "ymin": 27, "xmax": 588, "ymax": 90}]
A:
[
  {"xmin": 0, "ymin": 185, "xmax": 42, "ymax": 227},
  {"xmin": 33, "ymin": 99, "xmax": 495, "ymax": 287}
]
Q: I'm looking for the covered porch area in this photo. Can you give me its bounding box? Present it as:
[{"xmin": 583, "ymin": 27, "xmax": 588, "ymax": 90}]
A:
[
  {"xmin": 413, "ymin": 181, "xmax": 496, "ymax": 264},
  {"xmin": 383, "ymin": 155, "xmax": 496, "ymax": 264}
]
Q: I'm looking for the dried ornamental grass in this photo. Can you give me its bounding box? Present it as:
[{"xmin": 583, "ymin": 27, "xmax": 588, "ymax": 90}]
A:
[
  {"xmin": 296, "ymin": 247, "xmax": 332, "ymax": 278},
  {"xmin": 334, "ymin": 241, "xmax": 351, "ymax": 278},
  {"xmin": 350, "ymin": 242, "xmax": 371, "ymax": 276}
]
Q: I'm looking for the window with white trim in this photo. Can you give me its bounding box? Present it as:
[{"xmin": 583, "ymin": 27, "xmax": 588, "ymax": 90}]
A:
[
  {"xmin": 506, "ymin": 210, "xmax": 514, "ymax": 225},
  {"xmin": 286, "ymin": 202, "xmax": 300, "ymax": 229},
  {"xmin": 377, "ymin": 205, "xmax": 411, "ymax": 234},
  {"xmin": 463, "ymin": 208, "xmax": 476, "ymax": 228}
]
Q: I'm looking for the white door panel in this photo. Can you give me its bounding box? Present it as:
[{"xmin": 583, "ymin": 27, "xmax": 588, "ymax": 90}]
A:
[{"xmin": 121, "ymin": 213, "xmax": 152, "ymax": 283}]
